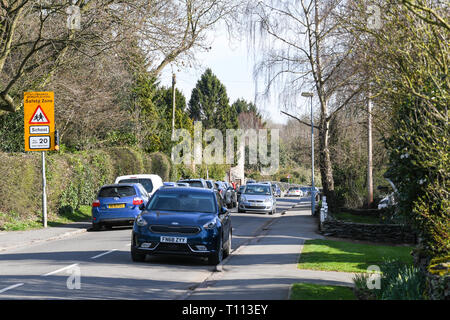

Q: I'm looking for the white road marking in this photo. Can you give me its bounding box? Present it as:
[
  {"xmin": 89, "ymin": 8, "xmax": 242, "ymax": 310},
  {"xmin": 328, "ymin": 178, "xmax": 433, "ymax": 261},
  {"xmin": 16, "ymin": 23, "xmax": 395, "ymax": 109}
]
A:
[
  {"xmin": 0, "ymin": 283, "xmax": 24, "ymax": 294},
  {"xmin": 90, "ymin": 249, "xmax": 118, "ymax": 260},
  {"xmin": 42, "ymin": 263, "xmax": 79, "ymax": 277}
]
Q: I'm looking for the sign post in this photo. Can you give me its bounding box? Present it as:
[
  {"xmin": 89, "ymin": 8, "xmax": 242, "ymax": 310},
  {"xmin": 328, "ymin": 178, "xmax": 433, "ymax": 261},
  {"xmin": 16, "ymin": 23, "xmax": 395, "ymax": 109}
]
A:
[{"xmin": 24, "ymin": 92, "xmax": 55, "ymax": 228}]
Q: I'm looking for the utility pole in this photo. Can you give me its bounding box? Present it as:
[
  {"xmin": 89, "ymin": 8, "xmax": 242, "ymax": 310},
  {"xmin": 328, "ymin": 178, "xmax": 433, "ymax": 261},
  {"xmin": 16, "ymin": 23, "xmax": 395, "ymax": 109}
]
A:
[
  {"xmin": 302, "ymin": 91, "xmax": 315, "ymax": 216},
  {"xmin": 42, "ymin": 151, "xmax": 47, "ymax": 228},
  {"xmin": 171, "ymin": 72, "xmax": 176, "ymax": 139},
  {"xmin": 367, "ymin": 92, "xmax": 373, "ymax": 207}
]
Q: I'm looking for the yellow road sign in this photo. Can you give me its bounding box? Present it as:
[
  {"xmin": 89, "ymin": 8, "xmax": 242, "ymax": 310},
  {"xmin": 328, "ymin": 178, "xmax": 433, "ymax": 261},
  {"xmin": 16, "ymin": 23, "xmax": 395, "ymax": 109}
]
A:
[{"xmin": 24, "ymin": 92, "xmax": 55, "ymax": 152}]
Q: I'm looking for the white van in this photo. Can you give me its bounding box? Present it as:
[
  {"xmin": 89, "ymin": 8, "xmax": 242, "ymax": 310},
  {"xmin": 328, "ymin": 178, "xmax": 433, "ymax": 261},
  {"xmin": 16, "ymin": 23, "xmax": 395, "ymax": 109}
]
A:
[{"xmin": 114, "ymin": 174, "xmax": 163, "ymax": 197}]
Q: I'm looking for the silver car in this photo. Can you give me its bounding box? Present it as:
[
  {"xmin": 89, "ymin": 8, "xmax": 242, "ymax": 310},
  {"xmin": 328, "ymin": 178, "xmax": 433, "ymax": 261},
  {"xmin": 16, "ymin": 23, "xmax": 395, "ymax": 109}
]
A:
[{"xmin": 238, "ymin": 183, "xmax": 276, "ymax": 215}]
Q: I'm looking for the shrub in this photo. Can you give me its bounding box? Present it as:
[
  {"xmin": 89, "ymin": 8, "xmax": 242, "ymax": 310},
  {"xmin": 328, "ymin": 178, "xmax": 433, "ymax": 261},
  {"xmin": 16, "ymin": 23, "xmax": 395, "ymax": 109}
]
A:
[
  {"xmin": 0, "ymin": 147, "xmax": 173, "ymax": 229},
  {"xmin": 149, "ymin": 152, "xmax": 171, "ymax": 181},
  {"xmin": 378, "ymin": 260, "xmax": 426, "ymax": 300}
]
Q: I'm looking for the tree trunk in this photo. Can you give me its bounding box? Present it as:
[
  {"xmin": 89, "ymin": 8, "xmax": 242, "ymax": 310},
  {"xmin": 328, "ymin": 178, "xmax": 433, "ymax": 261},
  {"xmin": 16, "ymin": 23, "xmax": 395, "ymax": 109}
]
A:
[{"xmin": 318, "ymin": 115, "xmax": 336, "ymax": 211}]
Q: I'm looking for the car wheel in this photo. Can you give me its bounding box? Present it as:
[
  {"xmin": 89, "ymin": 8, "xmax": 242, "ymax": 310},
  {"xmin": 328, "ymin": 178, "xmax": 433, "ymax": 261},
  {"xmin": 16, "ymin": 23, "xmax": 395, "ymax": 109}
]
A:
[
  {"xmin": 223, "ymin": 229, "xmax": 232, "ymax": 258},
  {"xmin": 131, "ymin": 247, "xmax": 146, "ymax": 262},
  {"xmin": 208, "ymin": 236, "xmax": 223, "ymax": 265},
  {"xmin": 238, "ymin": 209, "xmax": 245, "ymax": 213},
  {"xmin": 92, "ymin": 222, "xmax": 101, "ymax": 231}
]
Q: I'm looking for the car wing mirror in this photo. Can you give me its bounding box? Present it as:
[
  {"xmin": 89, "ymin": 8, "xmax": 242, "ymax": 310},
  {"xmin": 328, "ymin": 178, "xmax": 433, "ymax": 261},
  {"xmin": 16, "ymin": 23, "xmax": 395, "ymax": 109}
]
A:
[{"xmin": 139, "ymin": 203, "xmax": 146, "ymax": 211}]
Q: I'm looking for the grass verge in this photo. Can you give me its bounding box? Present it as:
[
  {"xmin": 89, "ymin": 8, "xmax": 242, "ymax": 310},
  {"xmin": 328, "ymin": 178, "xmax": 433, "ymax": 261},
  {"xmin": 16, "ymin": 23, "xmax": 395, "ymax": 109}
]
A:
[
  {"xmin": 290, "ymin": 283, "xmax": 356, "ymax": 300},
  {"xmin": 298, "ymin": 239, "xmax": 413, "ymax": 273},
  {"xmin": 0, "ymin": 205, "xmax": 91, "ymax": 231}
]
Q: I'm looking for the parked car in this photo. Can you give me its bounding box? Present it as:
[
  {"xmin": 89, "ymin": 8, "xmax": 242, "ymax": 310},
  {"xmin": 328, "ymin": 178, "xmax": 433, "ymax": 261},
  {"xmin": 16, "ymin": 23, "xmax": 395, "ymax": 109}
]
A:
[
  {"xmin": 115, "ymin": 174, "xmax": 163, "ymax": 197},
  {"xmin": 163, "ymin": 182, "xmax": 177, "ymax": 187},
  {"xmin": 299, "ymin": 186, "xmax": 319, "ymax": 197},
  {"xmin": 286, "ymin": 187, "xmax": 303, "ymax": 197},
  {"xmin": 176, "ymin": 182, "xmax": 190, "ymax": 187},
  {"xmin": 131, "ymin": 187, "xmax": 232, "ymax": 265},
  {"xmin": 205, "ymin": 180, "xmax": 215, "ymax": 189},
  {"xmin": 237, "ymin": 185, "xmax": 246, "ymax": 201},
  {"xmin": 214, "ymin": 181, "xmax": 227, "ymax": 200},
  {"xmin": 224, "ymin": 183, "xmax": 238, "ymax": 209},
  {"xmin": 92, "ymin": 183, "xmax": 150, "ymax": 231},
  {"xmin": 177, "ymin": 178, "xmax": 208, "ymax": 188},
  {"xmin": 238, "ymin": 183, "xmax": 276, "ymax": 214},
  {"xmin": 272, "ymin": 184, "xmax": 282, "ymax": 197},
  {"xmin": 246, "ymin": 179, "xmax": 256, "ymax": 184},
  {"xmin": 378, "ymin": 193, "xmax": 396, "ymax": 209}
]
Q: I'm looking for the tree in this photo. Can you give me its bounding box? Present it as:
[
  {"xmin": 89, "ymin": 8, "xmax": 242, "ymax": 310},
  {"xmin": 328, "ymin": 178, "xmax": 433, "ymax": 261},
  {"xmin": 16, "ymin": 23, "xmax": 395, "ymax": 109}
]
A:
[
  {"xmin": 342, "ymin": 0, "xmax": 448, "ymax": 258},
  {"xmin": 152, "ymin": 85, "xmax": 194, "ymax": 155},
  {"xmin": 232, "ymin": 98, "xmax": 265, "ymax": 129},
  {"xmin": 188, "ymin": 68, "xmax": 238, "ymax": 132},
  {"xmin": 0, "ymin": 0, "xmax": 242, "ymax": 114},
  {"xmin": 245, "ymin": 0, "xmax": 367, "ymax": 210}
]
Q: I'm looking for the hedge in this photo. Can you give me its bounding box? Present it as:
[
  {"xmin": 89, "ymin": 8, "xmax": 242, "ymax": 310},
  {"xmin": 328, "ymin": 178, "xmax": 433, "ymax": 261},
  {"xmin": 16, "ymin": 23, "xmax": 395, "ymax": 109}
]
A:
[{"xmin": 0, "ymin": 147, "xmax": 172, "ymax": 229}]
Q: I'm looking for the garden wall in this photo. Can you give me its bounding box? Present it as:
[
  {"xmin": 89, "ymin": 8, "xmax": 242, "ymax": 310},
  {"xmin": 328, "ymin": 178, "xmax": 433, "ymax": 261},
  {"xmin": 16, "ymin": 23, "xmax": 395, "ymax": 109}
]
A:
[{"xmin": 320, "ymin": 219, "xmax": 417, "ymax": 244}]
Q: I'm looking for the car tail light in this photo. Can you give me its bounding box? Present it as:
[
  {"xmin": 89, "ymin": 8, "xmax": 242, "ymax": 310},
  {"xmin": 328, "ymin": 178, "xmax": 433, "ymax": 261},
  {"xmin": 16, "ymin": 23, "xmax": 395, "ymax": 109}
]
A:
[
  {"xmin": 133, "ymin": 197, "xmax": 144, "ymax": 206},
  {"xmin": 92, "ymin": 200, "xmax": 100, "ymax": 207}
]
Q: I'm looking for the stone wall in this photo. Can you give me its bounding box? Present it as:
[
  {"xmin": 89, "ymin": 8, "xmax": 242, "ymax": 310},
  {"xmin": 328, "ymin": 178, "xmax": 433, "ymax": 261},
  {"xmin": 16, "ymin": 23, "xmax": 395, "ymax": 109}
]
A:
[{"xmin": 320, "ymin": 218, "xmax": 417, "ymax": 244}]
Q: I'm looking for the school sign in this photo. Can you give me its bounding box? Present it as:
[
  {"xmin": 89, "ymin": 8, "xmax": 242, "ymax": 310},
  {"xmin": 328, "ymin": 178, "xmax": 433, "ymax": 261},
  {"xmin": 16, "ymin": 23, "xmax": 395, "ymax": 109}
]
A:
[{"xmin": 24, "ymin": 92, "xmax": 56, "ymax": 152}]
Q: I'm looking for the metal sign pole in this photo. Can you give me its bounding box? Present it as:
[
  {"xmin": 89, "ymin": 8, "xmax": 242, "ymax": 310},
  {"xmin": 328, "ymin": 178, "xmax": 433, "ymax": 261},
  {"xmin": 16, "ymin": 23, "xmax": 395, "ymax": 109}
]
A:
[{"xmin": 42, "ymin": 151, "xmax": 48, "ymax": 228}]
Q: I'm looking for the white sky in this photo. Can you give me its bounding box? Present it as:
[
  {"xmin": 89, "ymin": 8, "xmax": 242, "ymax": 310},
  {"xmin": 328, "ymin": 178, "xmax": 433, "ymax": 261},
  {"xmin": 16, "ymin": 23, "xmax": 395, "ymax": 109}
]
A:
[{"xmin": 159, "ymin": 24, "xmax": 288, "ymax": 125}]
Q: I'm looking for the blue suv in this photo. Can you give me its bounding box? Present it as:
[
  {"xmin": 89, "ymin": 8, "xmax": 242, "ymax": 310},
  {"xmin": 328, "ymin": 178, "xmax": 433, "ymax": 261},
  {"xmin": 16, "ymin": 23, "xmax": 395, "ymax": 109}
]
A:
[
  {"xmin": 131, "ymin": 187, "xmax": 232, "ymax": 265},
  {"xmin": 92, "ymin": 183, "xmax": 149, "ymax": 231}
]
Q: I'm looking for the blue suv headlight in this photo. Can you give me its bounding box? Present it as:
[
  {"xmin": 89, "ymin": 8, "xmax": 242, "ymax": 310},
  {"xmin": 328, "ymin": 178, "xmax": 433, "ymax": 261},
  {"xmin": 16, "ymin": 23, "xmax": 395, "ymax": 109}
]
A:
[
  {"xmin": 203, "ymin": 218, "xmax": 218, "ymax": 230},
  {"xmin": 136, "ymin": 214, "xmax": 148, "ymax": 227}
]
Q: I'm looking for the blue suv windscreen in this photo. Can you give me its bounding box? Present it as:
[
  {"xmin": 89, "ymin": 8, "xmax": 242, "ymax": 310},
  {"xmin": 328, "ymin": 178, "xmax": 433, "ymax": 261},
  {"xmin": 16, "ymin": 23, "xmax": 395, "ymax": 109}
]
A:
[
  {"xmin": 118, "ymin": 179, "xmax": 153, "ymax": 193},
  {"xmin": 99, "ymin": 186, "xmax": 136, "ymax": 198},
  {"xmin": 147, "ymin": 192, "xmax": 216, "ymax": 213}
]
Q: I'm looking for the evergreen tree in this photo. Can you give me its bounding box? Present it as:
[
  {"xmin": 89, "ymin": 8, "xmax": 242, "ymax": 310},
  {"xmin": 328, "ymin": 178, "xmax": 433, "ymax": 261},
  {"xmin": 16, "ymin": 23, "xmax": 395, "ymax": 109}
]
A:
[{"xmin": 188, "ymin": 68, "xmax": 238, "ymax": 131}]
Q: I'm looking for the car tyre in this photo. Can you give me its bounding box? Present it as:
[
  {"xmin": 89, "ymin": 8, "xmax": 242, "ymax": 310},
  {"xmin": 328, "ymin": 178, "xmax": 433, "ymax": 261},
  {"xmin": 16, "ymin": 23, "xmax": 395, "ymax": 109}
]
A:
[
  {"xmin": 238, "ymin": 208, "xmax": 245, "ymax": 213},
  {"xmin": 131, "ymin": 247, "xmax": 146, "ymax": 262},
  {"xmin": 92, "ymin": 222, "xmax": 101, "ymax": 231},
  {"xmin": 208, "ymin": 236, "xmax": 223, "ymax": 265}
]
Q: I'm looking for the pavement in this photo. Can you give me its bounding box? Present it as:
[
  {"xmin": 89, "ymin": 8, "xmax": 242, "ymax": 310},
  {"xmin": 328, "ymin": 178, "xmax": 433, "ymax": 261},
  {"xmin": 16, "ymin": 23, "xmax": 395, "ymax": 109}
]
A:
[
  {"xmin": 184, "ymin": 201, "xmax": 356, "ymax": 300},
  {"xmin": 0, "ymin": 222, "xmax": 90, "ymax": 252}
]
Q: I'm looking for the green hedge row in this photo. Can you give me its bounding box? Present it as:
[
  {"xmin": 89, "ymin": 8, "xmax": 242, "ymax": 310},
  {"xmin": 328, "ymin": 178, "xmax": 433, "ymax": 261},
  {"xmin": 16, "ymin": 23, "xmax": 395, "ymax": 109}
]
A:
[{"xmin": 0, "ymin": 147, "xmax": 171, "ymax": 228}]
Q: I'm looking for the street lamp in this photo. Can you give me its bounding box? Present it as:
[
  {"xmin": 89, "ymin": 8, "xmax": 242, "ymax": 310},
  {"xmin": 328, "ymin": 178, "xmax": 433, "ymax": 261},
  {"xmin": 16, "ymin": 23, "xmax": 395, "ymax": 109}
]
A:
[{"xmin": 301, "ymin": 91, "xmax": 315, "ymax": 216}]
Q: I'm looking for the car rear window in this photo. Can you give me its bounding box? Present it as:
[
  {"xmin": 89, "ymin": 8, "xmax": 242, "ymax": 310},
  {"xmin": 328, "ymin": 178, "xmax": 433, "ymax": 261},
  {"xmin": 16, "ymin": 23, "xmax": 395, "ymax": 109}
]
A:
[
  {"xmin": 183, "ymin": 181, "xmax": 203, "ymax": 188},
  {"xmin": 99, "ymin": 186, "xmax": 136, "ymax": 198},
  {"xmin": 118, "ymin": 179, "xmax": 153, "ymax": 193},
  {"xmin": 148, "ymin": 192, "xmax": 216, "ymax": 213}
]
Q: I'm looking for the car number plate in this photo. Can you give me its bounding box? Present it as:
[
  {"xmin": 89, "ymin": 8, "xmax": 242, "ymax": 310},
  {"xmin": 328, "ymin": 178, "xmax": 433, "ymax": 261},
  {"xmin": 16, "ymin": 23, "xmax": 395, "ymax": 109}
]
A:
[
  {"xmin": 160, "ymin": 236, "xmax": 187, "ymax": 244},
  {"xmin": 108, "ymin": 204, "xmax": 125, "ymax": 209}
]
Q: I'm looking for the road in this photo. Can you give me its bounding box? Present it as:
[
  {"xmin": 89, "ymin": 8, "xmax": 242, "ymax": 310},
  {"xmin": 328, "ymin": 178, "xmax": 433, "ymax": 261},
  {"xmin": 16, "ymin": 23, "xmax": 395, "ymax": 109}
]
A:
[{"xmin": 0, "ymin": 197, "xmax": 305, "ymax": 299}]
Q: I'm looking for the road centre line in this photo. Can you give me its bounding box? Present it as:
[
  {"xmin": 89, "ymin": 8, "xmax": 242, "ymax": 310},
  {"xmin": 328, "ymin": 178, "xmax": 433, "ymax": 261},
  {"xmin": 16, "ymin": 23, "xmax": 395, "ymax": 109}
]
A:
[
  {"xmin": 42, "ymin": 263, "xmax": 79, "ymax": 277},
  {"xmin": 0, "ymin": 283, "xmax": 24, "ymax": 294},
  {"xmin": 90, "ymin": 249, "xmax": 119, "ymax": 260}
]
